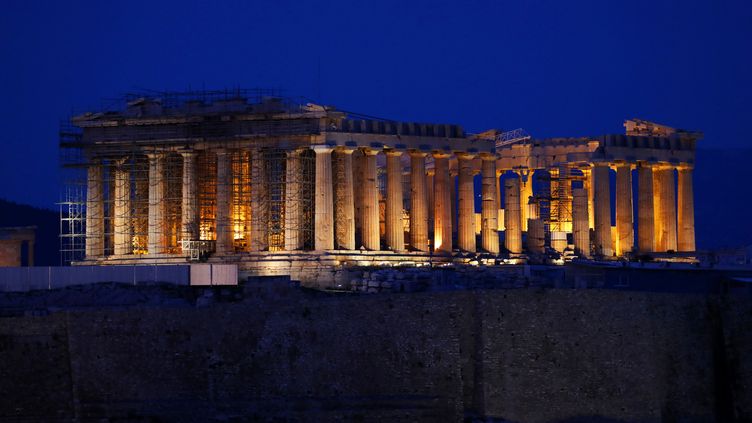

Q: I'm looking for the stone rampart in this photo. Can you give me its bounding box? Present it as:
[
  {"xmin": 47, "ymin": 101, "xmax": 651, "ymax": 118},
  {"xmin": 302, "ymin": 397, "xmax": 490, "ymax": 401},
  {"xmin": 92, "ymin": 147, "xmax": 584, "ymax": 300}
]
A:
[{"xmin": 0, "ymin": 285, "xmax": 748, "ymax": 421}]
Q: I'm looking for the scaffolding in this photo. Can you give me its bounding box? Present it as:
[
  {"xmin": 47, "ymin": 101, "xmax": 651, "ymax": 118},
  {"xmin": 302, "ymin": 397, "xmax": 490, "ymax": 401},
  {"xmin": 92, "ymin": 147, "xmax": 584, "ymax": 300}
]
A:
[
  {"xmin": 377, "ymin": 163, "xmax": 387, "ymax": 241},
  {"xmin": 60, "ymin": 146, "xmax": 316, "ymax": 262},
  {"xmin": 534, "ymin": 170, "xmax": 552, "ymax": 235},
  {"xmin": 264, "ymin": 148, "xmax": 289, "ymax": 251},
  {"xmin": 197, "ymin": 151, "xmax": 217, "ymax": 243},
  {"xmin": 298, "ymin": 150, "xmax": 315, "ymax": 250},
  {"xmin": 230, "ymin": 151, "xmax": 251, "ymax": 251},
  {"xmin": 131, "ymin": 156, "xmax": 149, "ymax": 253},
  {"xmin": 549, "ymin": 164, "xmax": 574, "ymax": 233},
  {"xmin": 402, "ymin": 165, "xmax": 411, "ymax": 241},
  {"xmin": 333, "ymin": 150, "xmax": 348, "ymax": 249},
  {"xmin": 59, "ymin": 179, "xmax": 86, "ymax": 265},
  {"xmin": 163, "ymin": 154, "xmax": 184, "ymax": 253},
  {"xmin": 60, "ymin": 89, "xmax": 324, "ymax": 264}
]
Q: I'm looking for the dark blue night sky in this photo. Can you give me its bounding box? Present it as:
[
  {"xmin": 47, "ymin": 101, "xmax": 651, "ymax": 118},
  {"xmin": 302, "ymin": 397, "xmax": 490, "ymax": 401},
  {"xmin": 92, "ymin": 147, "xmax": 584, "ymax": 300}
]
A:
[{"xmin": 1, "ymin": 0, "xmax": 751, "ymax": 247}]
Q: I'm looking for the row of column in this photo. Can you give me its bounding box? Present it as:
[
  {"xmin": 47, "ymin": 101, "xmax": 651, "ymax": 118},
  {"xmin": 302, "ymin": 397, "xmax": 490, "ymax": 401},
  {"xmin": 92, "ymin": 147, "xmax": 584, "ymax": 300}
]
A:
[
  {"xmin": 86, "ymin": 149, "xmax": 270, "ymax": 257},
  {"xmin": 87, "ymin": 147, "xmax": 500, "ymax": 257},
  {"xmin": 587, "ymin": 162, "xmax": 695, "ymax": 257},
  {"xmin": 500, "ymin": 161, "xmax": 695, "ymax": 258},
  {"xmin": 85, "ymin": 150, "xmax": 695, "ymax": 259},
  {"xmin": 314, "ymin": 148, "xmax": 500, "ymax": 255}
]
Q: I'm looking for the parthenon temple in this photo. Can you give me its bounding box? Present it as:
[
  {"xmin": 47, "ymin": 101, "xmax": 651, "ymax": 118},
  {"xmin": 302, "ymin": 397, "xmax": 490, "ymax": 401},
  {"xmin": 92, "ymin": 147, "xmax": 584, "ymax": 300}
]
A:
[{"xmin": 60, "ymin": 90, "xmax": 701, "ymax": 278}]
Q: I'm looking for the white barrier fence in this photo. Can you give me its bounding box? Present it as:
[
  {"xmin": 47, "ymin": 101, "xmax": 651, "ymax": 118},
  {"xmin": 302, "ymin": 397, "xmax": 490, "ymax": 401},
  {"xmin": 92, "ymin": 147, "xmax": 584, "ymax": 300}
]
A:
[{"xmin": 0, "ymin": 264, "xmax": 238, "ymax": 292}]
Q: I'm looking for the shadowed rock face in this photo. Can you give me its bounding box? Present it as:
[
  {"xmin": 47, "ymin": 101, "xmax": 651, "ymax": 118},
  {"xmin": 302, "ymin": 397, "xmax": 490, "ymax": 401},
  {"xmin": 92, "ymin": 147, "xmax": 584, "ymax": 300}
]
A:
[{"xmin": 0, "ymin": 282, "xmax": 749, "ymax": 422}]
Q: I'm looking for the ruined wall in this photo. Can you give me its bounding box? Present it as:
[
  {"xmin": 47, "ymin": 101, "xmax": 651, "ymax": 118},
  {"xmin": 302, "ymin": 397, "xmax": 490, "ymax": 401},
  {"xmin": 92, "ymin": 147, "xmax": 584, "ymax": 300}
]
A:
[{"xmin": 0, "ymin": 286, "xmax": 749, "ymax": 421}]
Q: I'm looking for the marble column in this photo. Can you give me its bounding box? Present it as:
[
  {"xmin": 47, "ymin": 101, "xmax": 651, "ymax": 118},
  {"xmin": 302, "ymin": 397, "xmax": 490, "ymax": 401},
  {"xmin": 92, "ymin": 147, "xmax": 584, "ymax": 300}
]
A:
[
  {"xmin": 426, "ymin": 169, "xmax": 435, "ymax": 238},
  {"xmin": 572, "ymin": 187, "xmax": 590, "ymax": 258},
  {"xmin": 558, "ymin": 164, "xmax": 573, "ymax": 233},
  {"xmin": 549, "ymin": 166, "xmax": 568, "ymax": 253},
  {"xmin": 653, "ymin": 166, "xmax": 677, "ymax": 252},
  {"xmin": 180, "ymin": 152, "xmax": 199, "ymax": 246},
  {"xmin": 504, "ymin": 176, "xmax": 522, "ymax": 254},
  {"xmin": 85, "ymin": 160, "xmax": 104, "ymax": 258},
  {"xmin": 113, "ymin": 161, "xmax": 132, "ymax": 255},
  {"xmin": 677, "ymin": 166, "xmax": 696, "ymax": 252},
  {"xmin": 637, "ymin": 163, "xmax": 655, "ymax": 253},
  {"xmin": 250, "ymin": 149, "xmax": 268, "ymax": 252},
  {"xmin": 495, "ymin": 170, "xmax": 502, "ymax": 213},
  {"xmin": 457, "ymin": 153, "xmax": 476, "ymax": 253},
  {"xmin": 661, "ymin": 166, "xmax": 679, "ymax": 251},
  {"xmin": 146, "ymin": 153, "xmax": 167, "ymax": 255},
  {"xmin": 215, "ymin": 150, "xmax": 233, "ymax": 255},
  {"xmin": 583, "ymin": 167, "xmax": 595, "ymax": 230},
  {"xmin": 409, "ymin": 151, "xmax": 429, "ymax": 252},
  {"xmin": 133, "ymin": 166, "xmax": 149, "ymax": 253},
  {"xmin": 527, "ymin": 219, "xmax": 545, "ymax": 254},
  {"xmin": 450, "ymin": 171, "xmax": 458, "ymax": 239},
  {"xmin": 362, "ymin": 148, "xmax": 381, "ymax": 250},
  {"xmin": 353, "ymin": 150, "xmax": 364, "ymax": 247},
  {"xmin": 285, "ymin": 149, "xmax": 302, "ymax": 251},
  {"xmin": 314, "ymin": 146, "xmax": 334, "ymax": 251},
  {"xmin": 242, "ymin": 152, "xmax": 252, "ymax": 251},
  {"xmin": 481, "ymin": 154, "xmax": 499, "ymax": 254},
  {"xmin": 593, "ymin": 163, "xmax": 612, "ymax": 257},
  {"xmin": 433, "ymin": 153, "xmax": 452, "ymax": 253},
  {"xmin": 519, "ymin": 170, "xmax": 533, "ymax": 232},
  {"xmin": 615, "ymin": 163, "xmax": 634, "ymax": 256},
  {"xmin": 332, "ymin": 148, "xmax": 355, "ymax": 251},
  {"xmin": 385, "ymin": 150, "xmax": 405, "ymax": 252}
]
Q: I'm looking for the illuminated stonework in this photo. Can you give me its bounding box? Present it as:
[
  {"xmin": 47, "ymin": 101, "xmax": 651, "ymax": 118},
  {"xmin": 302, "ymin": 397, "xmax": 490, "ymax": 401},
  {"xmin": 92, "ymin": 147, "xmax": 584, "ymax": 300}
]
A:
[{"xmin": 60, "ymin": 90, "xmax": 701, "ymax": 277}]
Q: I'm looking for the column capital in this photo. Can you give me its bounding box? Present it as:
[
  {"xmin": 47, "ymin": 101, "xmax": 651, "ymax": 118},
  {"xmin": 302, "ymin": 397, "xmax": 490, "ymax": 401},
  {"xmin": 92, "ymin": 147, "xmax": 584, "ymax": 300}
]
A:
[
  {"xmin": 455, "ymin": 152, "xmax": 476, "ymax": 160},
  {"xmin": 334, "ymin": 146, "xmax": 355, "ymax": 155},
  {"xmin": 145, "ymin": 151, "xmax": 167, "ymax": 160},
  {"xmin": 432, "ymin": 152, "xmax": 451, "ymax": 159},
  {"xmin": 384, "ymin": 149, "xmax": 404, "ymax": 157},
  {"xmin": 362, "ymin": 147, "xmax": 380, "ymax": 156},
  {"xmin": 479, "ymin": 152, "xmax": 497, "ymax": 161},
  {"xmin": 312, "ymin": 145, "xmax": 335, "ymax": 154},
  {"xmin": 409, "ymin": 150, "xmax": 428, "ymax": 158},
  {"xmin": 636, "ymin": 160, "xmax": 654, "ymax": 169},
  {"xmin": 112, "ymin": 157, "xmax": 129, "ymax": 168},
  {"xmin": 652, "ymin": 162, "xmax": 674, "ymax": 171},
  {"xmin": 179, "ymin": 150, "xmax": 198, "ymax": 159},
  {"xmin": 610, "ymin": 161, "xmax": 634, "ymax": 171},
  {"xmin": 287, "ymin": 148, "xmax": 305, "ymax": 158},
  {"xmin": 214, "ymin": 148, "xmax": 230, "ymax": 156},
  {"xmin": 85, "ymin": 155, "xmax": 103, "ymax": 165}
]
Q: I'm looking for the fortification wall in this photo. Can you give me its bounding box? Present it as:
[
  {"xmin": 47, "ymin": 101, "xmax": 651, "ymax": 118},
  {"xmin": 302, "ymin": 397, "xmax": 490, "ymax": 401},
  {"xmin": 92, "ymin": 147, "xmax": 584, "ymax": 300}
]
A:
[{"xmin": 0, "ymin": 286, "xmax": 749, "ymax": 421}]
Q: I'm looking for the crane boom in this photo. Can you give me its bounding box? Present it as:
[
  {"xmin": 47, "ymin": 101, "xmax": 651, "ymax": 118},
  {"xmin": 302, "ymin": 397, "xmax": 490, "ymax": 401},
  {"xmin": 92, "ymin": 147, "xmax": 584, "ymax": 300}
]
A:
[{"xmin": 496, "ymin": 128, "xmax": 531, "ymax": 149}]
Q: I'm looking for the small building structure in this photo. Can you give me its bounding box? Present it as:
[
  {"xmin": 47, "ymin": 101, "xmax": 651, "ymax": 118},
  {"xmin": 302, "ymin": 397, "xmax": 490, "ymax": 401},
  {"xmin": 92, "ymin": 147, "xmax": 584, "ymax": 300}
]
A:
[{"xmin": 0, "ymin": 226, "xmax": 36, "ymax": 267}]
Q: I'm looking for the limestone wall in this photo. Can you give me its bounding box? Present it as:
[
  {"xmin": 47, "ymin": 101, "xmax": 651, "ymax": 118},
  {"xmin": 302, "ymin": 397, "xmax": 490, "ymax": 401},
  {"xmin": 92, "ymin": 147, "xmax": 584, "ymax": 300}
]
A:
[{"xmin": 0, "ymin": 286, "xmax": 749, "ymax": 421}]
